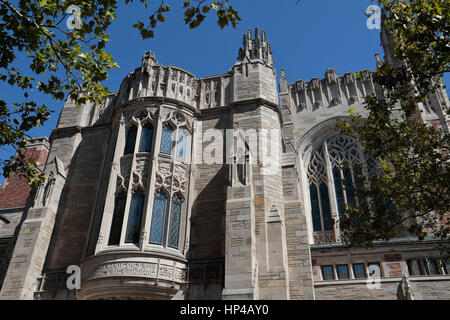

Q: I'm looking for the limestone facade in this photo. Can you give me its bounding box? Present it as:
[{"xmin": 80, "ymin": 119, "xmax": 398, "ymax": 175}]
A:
[{"xmin": 0, "ymin": 27, "xmax": 449, "ymax": 300}]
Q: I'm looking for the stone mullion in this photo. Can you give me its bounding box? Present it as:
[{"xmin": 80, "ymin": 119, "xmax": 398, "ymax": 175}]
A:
[
  {"xmin": 323, "ymin": 140, "xmax": 340, "ymax": 242},
  {"xmin": 119, "ymin": 121, "xmax": 142, "ymax": 246},
  {"xmin": 95, "ymin": 117, "xmax": 126, "ymax": 253},
  {"xmin": 182, "ymin": 120, "xmax": 197, "ymax": 256},
  {"xmin": 142, "ymin": 109, "xmax": 164, "ymax": 247}
]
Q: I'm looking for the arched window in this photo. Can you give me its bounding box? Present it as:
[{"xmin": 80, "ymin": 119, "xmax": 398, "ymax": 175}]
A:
[
  {"xmin": 160, "ymin": 125, "xmax": 174, "ymax": 154},
  {"xmin": 307, "ymin": 135, "xmax": 364, "ymax": 241},
  {"xmin": 124, "ymin": 126, "xmax": 137, "ymax": 155},
  {"xmin": 139, "ymin": 123, "xmax": 154, "ymax": 152},
  {"xmin": 108, "ymin": 193, "xmax": 127, "ymax": 245},
  {"xmin": 149, "ymin": 191, "xmax": 168, "ymax": 245},
  {"xmin": 168, "ymin": 195, "xmax": 183, "ymax": 248},
  {"xmin": 125, "ymin": 191, "xmax": 145, "ymax": 244}
]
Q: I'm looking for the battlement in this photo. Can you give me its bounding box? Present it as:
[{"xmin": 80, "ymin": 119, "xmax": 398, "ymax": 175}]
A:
[{"xmin": 281, "ymin": 67, "xmax": 380, "ymax": 113}]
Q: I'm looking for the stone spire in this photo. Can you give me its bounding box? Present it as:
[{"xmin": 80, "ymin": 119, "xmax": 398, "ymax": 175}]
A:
[{"xmin": 237, "ymin": 27, "xmax": 274, "ymax": 67}]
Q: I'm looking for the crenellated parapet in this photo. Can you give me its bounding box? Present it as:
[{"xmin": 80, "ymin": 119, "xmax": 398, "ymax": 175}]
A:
[{"xmin": 284, "ymin": 68, "xmax": 379, "ymax": 113}]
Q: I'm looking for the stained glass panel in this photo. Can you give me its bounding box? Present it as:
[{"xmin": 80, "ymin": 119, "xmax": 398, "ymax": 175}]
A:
[
  {"xmin": 310, "ymin": 185, "xmax": 321, "ymax": 232},
  {"xmin": 125, "ymin": 192, "xmax": 144, "ymax": 243},
  {"xmin": 168, "ymin": 197, "xmax": 182, "ymax": 248},
  {"xmin": 176, "ymin": 130, "xmax": 186, "ymax": 159},
  {"xmin": 160, "ymin": 125, "xmax": 173, "ymax": 154},
  {"xmin": 149, "ymin": 192, "xmax": 167, "ymax": 244},
  {"xmin": 139, "ymin": 125, "xmax": 153, "ymax": 152},
  {"xmin": 320, "ymin": 183, "xmax": 332, "ymax": 231}
]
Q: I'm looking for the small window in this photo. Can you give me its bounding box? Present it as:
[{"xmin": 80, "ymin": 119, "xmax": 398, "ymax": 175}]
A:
[
  {"xmin": 160, "ymin": 125, "xmax": 173, "ymax": 154},
  {"xmin": 108, "ymin": 194, "xmax": 127, "ymax": 245},
  {"xmin": 352, "ymin": 263, "xmax": 366, "ymax": 279},
  {"xmin": 321, "ymin": 265, "xmax": 334, "ymax": 280},
  {"xmin": 124, "ymin": 126, "xmax": 137, "ymax": 155},
  {"xmin": 336, "ymin": 264, "xmax": 350, "ymax": 280},
  {"xmin": 149, "ymin": 191, "xmax": 168, "ymax": 245},
  {"xmin": 139, "ymin": 124, "xmax": 154, "ymax": 152},
  {"xmin": 125, "ymin": 191, "xmax": 145, "ymax": 244}
]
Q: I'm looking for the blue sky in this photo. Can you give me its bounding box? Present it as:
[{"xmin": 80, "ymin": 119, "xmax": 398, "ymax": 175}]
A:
[{"xmin": 1, "ymin": 0, "xmax": 449, "ymax": 183}]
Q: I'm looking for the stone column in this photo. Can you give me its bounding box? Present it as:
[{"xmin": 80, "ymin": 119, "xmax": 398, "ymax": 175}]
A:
[{"xmin": 0, "ymin": 157, "xmax": 66, "ymax": 300}]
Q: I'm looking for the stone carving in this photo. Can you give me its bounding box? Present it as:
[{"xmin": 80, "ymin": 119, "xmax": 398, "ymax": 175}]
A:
[
  {"xmin": 82, "ymin": 261, "xmax": 187, "ymax": 283},
  {"xmin": 116, "ymin": 174, "xmax": 129, "ymax": 193},
  {"xmin": 313, "ymin": 230, "xmax": 336, "ymax": 244}
]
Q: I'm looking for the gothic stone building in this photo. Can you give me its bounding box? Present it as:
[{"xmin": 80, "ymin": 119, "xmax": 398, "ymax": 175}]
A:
[{"xmin": 0, "ymin": 27, "xmax": 449, "ymax": 300}]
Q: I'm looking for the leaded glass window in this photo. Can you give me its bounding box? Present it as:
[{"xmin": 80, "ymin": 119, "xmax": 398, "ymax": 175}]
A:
[
  {"xmin": 149, "ymin": 191, "xmax": 168, "ymax": 245},
  {"xmin": 336, "ymin": 264, "xmax": 350, "ymax": 279},
  {"xmin": 168, "ymin": 195, "xmax": 182, "ymax": 248},
  {"xmin": 125, "ymin": 191, "xmax": 145, "ymax": 243},
  {"xmin": 176, "ymin": 129, "xmax": 187, "ymax": 159},
  {"xmin": 139, "ymin": 124, "xmax": 154, "ymax": 152},
  {"xmin": 124, "ymin": 126, "xmax": 137, "ymax": 155},
  {"xmin": 352, "ymin": 263, "xmax": 366, "ymax": 279},
  {"xmin": 160, "ymin": 125, "xmax": 174, "ymax": 154},
  {"xmin": 108, "ymin": 194, "xmax": 126, "ymax": 245},
  {"xmin": 307, "ymin": 135, "xmax": 367, "ymax": 241},
  {"xmin": 321, "ymin": 265, "xmax": 334, "ymax": 280}
]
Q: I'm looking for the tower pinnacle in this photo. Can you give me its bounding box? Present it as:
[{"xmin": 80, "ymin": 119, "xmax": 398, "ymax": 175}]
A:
[{"xmin": 237, "ymin": 27, "xmax": 274, "ymax": 67}]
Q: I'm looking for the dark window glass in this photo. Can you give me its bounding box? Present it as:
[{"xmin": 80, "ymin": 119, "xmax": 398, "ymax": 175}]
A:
[
  {"xmin": 168, "ymin": 196, "xmax": 182, "ymax": 248},
  {"xmin": 160, "ymin": 125, "xmax": 173, "ymax": 154},
  {"xmin": 149, "ymin": 192, "xmax": 167, "ymax": 244},
  {"xmin": 124, "ymin": 126, "xmax": 137, "ymax": 155},
  {"xmin": 125, "ymin": 192, "xmax": 144, "ymax": 243},
  {"xmin": 332, "ymin": 167, "xmax": 345, "ymax": 217},
  {"xmin": 108, "ymin": 195, "xmax": 126, "ymax": 245},
  {"xmin": 321, "ymin": 265, "xmax": 334, "ymax": 280},
  {"xmin": 423, "ymin": 258, "xmax": 441, "ymax": 275},
  {"xmin": 336, "ymin": 264, "xmax": 350, "ymax": 279},
  {"xmin": 310, "ymin": 185, "xmax": 321, "ymax": 232},
  {"xmin": 343, "ymin": 167, "xmax": 356, "ymax": 207},
  {"xmin": 407, "ymin": 259, "xmax": 423, "ymax": 276},
  {"xmin": 139, "ymin": 125, "xmax": 154, "ymax": 152},
  {"xmin": 319, "ymin": 183, "xmax": 332, "ymax": 230},
  {"xmin": 352, "ymin": 263, "xmax": 366, "ymax": 279},
  {"xmin": 444, "ymin": 259, "xmax": 450, "ymax": 275}
]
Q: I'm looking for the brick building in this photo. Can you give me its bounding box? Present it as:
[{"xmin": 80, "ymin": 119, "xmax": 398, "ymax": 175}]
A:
[{"xmin": 0, "ymin": 25, "xmax": 449, "ymax": 300}]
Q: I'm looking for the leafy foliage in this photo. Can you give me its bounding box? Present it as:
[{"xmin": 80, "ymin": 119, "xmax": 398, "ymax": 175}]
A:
[
  {"xmin": 338, "ymin": 0, "xmax": 450, "ymax": 254},
  {"xmin": 0, "ymin": 0, "xmax": 239, "ymax": 187}
]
